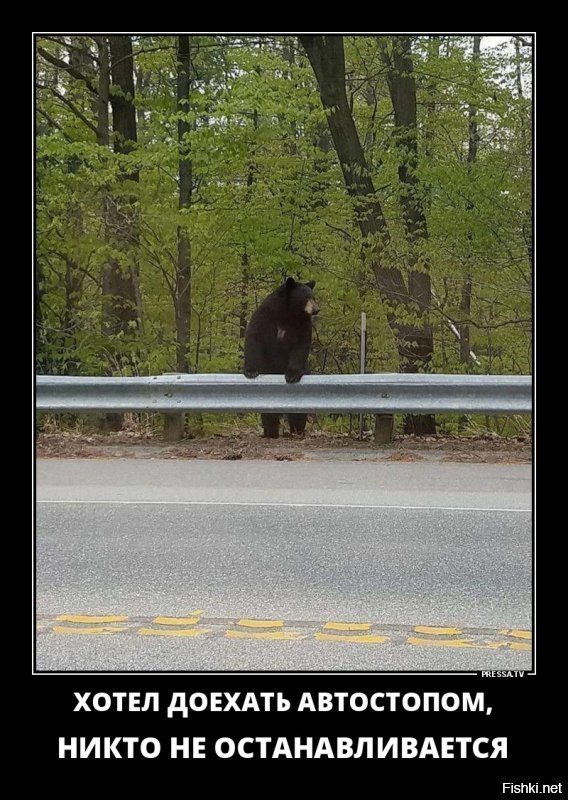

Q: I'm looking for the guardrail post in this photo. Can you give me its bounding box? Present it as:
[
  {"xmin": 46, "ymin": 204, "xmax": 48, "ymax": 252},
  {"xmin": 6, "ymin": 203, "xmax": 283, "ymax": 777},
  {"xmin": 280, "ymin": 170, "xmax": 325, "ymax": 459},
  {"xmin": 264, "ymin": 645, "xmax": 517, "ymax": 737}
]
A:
[
  {"xmin": 102, "ymin": 412, "xmax": 123, "ymax": 432},
  {"xmin": 161, "ymin": 372, "xmax": 187, "ymax": 441},
  {"xmin": 163, "ymin": 413, "xmax": 185, "ymax": 442},
  {"xmin": 374, "ymin": 413, "xmax": 394, "ymax": 444}
]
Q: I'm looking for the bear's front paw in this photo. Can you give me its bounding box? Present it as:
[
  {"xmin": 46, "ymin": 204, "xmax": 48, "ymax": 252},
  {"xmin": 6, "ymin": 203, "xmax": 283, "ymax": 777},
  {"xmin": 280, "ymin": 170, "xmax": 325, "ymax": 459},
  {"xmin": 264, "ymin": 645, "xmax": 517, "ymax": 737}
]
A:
[
  {"xmin": 244, "ymin": 369, "xmax": 259, "ymax": 379},
  {"xmin": 285, "ymin": 372, "xmax": 302, "ymax": 384}
]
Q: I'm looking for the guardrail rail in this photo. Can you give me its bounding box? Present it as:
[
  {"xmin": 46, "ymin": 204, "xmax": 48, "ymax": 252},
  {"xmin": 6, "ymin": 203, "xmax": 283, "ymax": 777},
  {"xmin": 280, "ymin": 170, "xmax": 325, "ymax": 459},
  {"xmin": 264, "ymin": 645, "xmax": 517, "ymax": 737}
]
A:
[{"xmin": 36, "ymin": 373, "xmax": 532, "ymax": 415}]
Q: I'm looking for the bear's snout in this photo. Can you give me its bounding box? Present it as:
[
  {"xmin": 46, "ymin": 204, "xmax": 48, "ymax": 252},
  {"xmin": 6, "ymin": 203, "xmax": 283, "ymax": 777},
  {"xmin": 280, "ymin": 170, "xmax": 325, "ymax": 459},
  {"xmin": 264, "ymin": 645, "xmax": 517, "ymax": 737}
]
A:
[{"xmin": 305, "ymin": 299, "xmax": 319, "ymax": 316}]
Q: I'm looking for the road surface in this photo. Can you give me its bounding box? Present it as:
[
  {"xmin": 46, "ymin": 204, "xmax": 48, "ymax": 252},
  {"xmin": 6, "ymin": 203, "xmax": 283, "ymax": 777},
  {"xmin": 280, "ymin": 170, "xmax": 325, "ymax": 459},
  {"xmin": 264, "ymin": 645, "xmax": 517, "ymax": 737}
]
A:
[{"xmin": 35, "ymin": 458, "xmax": 532, "ymax": 672}]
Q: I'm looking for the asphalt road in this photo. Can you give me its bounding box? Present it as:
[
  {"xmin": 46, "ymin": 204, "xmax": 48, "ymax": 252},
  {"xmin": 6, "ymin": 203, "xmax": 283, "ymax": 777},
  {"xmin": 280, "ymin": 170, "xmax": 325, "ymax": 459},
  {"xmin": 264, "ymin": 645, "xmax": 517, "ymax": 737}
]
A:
[{"xmin": 35, "ymin": 458, "xmax": 532, "ymax": 672}]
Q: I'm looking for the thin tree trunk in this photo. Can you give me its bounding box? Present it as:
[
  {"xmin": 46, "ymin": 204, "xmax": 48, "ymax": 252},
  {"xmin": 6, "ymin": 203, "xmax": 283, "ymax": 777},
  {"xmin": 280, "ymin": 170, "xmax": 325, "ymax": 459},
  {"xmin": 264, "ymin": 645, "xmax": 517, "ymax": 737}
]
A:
[
  {"xmin": 95, "ymin": 35, "xmax": 113, "ymax": 421},
  {"xmin": 63, "ymin": 43, "xmax": 90, "ymax": 378},
  {"xmin": 378, "ymin": 36, "xmax": 435, "ymax": 434},
  {"xmin": 164, "ymin": 35, "xmax": 193, "ymax": 442},
  {"xmin": 94, "ymin": 36, "xmax": 109, "ymax": 147},
  {"xmin": 239, "ymin": 109, "xmax": 257, "ymax": 345},
  {"xmin": 135, "ymin": 67, "xmax": 148, "ymax": 132},
  {"xmin": 458, "ymin": 35, "xmax": 481, "ymax": 431},
  {"xmin": 102, "ymin": 35, "xmax": 140, "ymax": 341},
  {"xmin": 459, "ymin": 36, "xmax": 481, "ymax": 371},
  {"xmin": 282, "ymin": 38, "xmax": 298, "ymax": 155},
  {"xmin": 35, "ymin": 258, "xmax": 44, "ymax": 371},
  {"xmin": 515, "ymin": 38, "xmax": 532, "ymax": 274},
  {"xmin": 239, "ymin": 250, "xmax": 250, "ymax": 342},
  {"xmin": 423, "ymin": 36, "xmax": 440, "ymax": 212},
  {"xmin": 238, "ymin": 47, "xmax": 263, "ymax": 345},
  {"xmin": 102, "ymin": 35, "xmax": 141, "ymax": 430},
  {"xmin": 175, "ymin": 34, "xmax": 192, "ymax": 374}
]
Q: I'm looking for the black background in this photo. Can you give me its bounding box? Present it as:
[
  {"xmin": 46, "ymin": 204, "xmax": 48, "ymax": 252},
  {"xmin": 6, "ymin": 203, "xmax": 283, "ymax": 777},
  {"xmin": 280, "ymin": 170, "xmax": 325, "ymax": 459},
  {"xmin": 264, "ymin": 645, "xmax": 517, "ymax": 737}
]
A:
[{"xmin": 30, "ymin": 32, "xmax": 554, "ymax": 786}]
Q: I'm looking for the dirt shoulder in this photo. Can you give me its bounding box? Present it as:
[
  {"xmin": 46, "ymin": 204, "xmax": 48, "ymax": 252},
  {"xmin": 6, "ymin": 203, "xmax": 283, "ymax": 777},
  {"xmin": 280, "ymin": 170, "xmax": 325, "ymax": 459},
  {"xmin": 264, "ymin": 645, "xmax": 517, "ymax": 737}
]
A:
[{"xmin": 36, "ymin": 431, "xmax": 531, "ymax": 464}]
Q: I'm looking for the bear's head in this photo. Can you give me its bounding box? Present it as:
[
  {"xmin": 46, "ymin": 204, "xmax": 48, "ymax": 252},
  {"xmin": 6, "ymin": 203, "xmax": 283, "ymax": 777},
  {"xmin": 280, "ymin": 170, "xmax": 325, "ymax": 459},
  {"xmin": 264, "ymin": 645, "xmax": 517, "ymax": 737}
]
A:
[{"xmin": 284, "ymin": 277, "xmax": 319, "ymax": 318}]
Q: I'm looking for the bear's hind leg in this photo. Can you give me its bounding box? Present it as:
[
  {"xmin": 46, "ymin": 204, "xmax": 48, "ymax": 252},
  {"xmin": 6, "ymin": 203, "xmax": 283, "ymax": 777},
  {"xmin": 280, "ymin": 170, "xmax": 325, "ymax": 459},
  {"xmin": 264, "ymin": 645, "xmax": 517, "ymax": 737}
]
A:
[
  {"xmin": 261, "ymin": 413, "xmax": 281, "ymax": 439},
  {"xmin": 288, "ymin": 413, "xmax": 307, "ymax": 436}
]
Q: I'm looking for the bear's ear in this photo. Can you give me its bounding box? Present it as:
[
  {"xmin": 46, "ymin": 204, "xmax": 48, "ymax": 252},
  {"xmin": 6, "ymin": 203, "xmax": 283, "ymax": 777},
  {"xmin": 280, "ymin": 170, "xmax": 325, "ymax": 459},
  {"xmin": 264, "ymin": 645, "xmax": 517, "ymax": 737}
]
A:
[
  {"xmin": 306, "ymin": 280, "xmax": 316, "ymax": 289},
  {"xmin": 285, "ymin": 277, "xmax": 296, "ymax": 290}
]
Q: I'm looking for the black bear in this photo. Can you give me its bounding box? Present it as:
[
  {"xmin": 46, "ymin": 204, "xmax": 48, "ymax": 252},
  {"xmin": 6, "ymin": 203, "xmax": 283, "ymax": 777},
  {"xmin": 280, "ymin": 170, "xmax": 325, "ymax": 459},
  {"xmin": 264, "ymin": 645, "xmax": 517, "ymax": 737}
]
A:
[{"xmin": 243, "ymin": 277, "xmax": 319, "ymax": 438}]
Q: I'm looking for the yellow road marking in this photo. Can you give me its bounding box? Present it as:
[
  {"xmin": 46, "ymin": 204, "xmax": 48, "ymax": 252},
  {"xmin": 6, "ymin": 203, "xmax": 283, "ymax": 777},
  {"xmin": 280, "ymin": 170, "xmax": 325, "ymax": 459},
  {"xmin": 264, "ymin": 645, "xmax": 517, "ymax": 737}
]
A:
[
  {"xmin": 499, "ymin": 629, "xmax": 532, "ymax": 640},
  {"xmin": 407, "ymin": 636, "xmax": 506, "ymax": 649},
  {"xmin": 53, "ymin": 625, "xmax": 127, "ymax": 635},
  {"xmin": 509, "ymin": 642, "xmax": 531, "ymax": 651},
  {"xmin": 138, "ymin": 627, "xmax": 211, "ymax": 637},
  {"xmin": 324, "ymin": 622, "xmax": 371, "ymax": 631},
  {"xmin": 227, "ymin": 630, "xmax": 305, "ymax": 641},
  {"xmin": 316, "ymin": 633, "xmax": 389, "ymax": 644},
  {"xmin": 237, "ymin": 619, "xmax": 284, "ymax": 628},
  {"xmin": 56, "ymin": 614, "xmax": 128, "ymax": 623},
  {"xmin": 41, "ymin": 613, "xmax": 534, "ymax": 650},
  {"xmin": 414, "ymin": 626, "xmax": 462, "ymax": 635}
]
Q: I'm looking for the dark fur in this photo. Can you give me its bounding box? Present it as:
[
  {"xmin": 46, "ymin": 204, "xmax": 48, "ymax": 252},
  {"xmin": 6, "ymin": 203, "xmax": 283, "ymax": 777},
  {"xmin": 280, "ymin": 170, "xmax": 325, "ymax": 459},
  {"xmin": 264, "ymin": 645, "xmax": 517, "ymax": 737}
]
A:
[{"xmin": 243, "ymin": 277, "xmax": 319, "ymax": 438}]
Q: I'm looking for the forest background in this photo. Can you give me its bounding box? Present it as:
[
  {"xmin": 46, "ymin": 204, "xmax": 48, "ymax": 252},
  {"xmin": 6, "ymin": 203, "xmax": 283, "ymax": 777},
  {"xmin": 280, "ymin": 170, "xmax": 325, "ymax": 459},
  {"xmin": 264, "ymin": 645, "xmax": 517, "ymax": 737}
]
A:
[{"xmin": 35, "ymin": 34, "xmax": 532, "ymax": 438}]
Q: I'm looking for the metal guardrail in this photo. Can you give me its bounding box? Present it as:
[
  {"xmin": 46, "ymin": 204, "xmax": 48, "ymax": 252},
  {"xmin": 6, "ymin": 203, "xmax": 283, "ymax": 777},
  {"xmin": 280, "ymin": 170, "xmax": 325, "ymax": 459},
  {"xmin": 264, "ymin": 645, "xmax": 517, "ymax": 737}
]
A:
[{"xmin": 36, "ymin": 374, "xmax": 532, "ymax": 415}]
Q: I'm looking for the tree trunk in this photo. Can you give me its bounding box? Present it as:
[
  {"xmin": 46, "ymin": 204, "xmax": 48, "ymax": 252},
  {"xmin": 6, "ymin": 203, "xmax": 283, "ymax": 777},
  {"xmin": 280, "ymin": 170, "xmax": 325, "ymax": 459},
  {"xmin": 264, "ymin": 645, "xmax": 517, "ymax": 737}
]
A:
[
  {"xmin": 175, "ymin": 34, "xmax": 192, "ymax": 374},
  {"xmin": 457, "ymin": 36, "xmax": 481, "ymax": 431},
  {"xmin": 95, "ymin": 36, "xmax": 112, "ymax": 426},
  {"xmin": 164, "ymin": 35, "xmax": 193, "ymax": 441},
  {"xmin": 62, "ymin": 42, "xmax": 89, "ymax": 378},
  {"xmin": 95, "ymin": 36, "xmax": 110, "ymax": 147},
  {"xmin": 514, "ymin": 38, "xmax": 532, "ymax": 274},
  {"xmin": 423, "ymin": 36, "xmax": 440, "ymax": 212},
  {"xmin": 239, "ymin": 250, "xmax": 250, "ymax": 342},
  {"xmin": 300, "ymin": 37, "xmax": 402, "ymax": 301},
  {"xmin": 102, "ymin": 35, "xmax": 141, "ymax": 430},
  {"xmin": 135, "ymin": 67, "xmax": 148, "ymax": 133},
  {"xmin": 239, "ymin": 109, "xmax": 257, "ymax": 345},
  {"xmin": 459, "ymin": 37, "xmax": 481, "ymax": 365},
  {"xmin": 35, "ymin": 257, "xmax": 44, "ymax": 371},
  {"xmin": 281, "ymin": 38, "xmax": 299, "ymax": 156},
  {"xmin": 103, "ymin": 36, "xmax": 140, "ymax": 340},
  {"xmin": 379, "ymin": 36, "xmax": 435, "ymax": 434},
  {"xmin": 299, "ymin": 36, "xmax": 436, "ymax": 374},
  {"xmin": 301, "ymin": 37, "xmax": 426, "ymax": 320}
]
